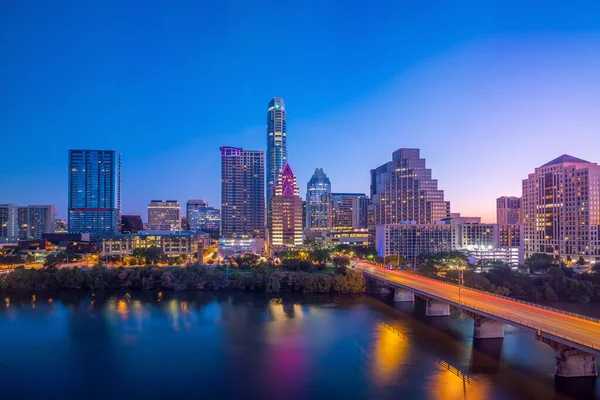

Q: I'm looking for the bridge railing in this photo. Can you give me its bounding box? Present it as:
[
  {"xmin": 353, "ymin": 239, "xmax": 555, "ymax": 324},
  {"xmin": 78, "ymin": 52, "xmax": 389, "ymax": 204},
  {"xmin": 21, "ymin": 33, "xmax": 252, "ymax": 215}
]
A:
[
  {"xmin": 460, "ymin": 300, "xmax": 598, "ymax": 352},
  {"xmin": 362, "ymin": 266, "xmax": 600, "ymax": 324}
]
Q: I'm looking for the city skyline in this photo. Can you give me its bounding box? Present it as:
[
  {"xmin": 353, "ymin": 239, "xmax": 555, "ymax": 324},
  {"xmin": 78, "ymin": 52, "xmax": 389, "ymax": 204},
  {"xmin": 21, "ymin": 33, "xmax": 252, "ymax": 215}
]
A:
[{"xmin": 2, "ymin": 3, "xmax": 600, "ymax": 222}]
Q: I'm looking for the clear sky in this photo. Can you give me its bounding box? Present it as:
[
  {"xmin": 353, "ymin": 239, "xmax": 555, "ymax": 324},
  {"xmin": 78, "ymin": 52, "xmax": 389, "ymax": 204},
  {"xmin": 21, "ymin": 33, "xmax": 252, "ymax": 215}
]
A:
[{"xmin": 1, "ymin": 1, "xmax": 600, "ymax": 222}]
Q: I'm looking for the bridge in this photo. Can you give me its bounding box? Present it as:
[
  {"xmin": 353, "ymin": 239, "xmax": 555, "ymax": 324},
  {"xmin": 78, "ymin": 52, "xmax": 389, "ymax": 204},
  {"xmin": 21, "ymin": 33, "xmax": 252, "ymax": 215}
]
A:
[{"xmin": 355, "ymin": 261, "xmax": 600, "ymax": 379}]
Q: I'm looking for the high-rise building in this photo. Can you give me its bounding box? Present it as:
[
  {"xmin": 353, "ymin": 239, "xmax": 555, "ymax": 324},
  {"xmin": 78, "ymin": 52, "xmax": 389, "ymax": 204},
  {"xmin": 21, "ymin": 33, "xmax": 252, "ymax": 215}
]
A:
[
  {"xmin": 522, "ymin": 155, "xmax": 600, "ymax": 264},
  {"xmin": 497, "ymin": 196, "xmax": 521, "ymax": 224},
  {"xmin": 187, "ymin": 200, "xmax": 220, "ymax": 233},
  {"xmin": 17, "ymin": 205, "xmax": 55, "ymax": 239},
  {"xmin": 266, "ymin": 97, "xmax": 287, "ymax": 226},
  {"xmin": 68, "ymin": 149, "xmax": 121, "ymax": 234},
  {"xmin": 371, "ymin": 148, "xmax": 450, "ymax": 226},
  {"xmin": 302, "ymin": 200, "xmax": 307, "ymax": 230},
  {"xmin": 147, "ymin": 200, "xmax": 181, "ymax": 231},
  {"xmin": 220, "ymin": 147, "xmax": 265, "ymax": 239},
  {"xmin": 306, "ymin": 167, "xmax": 332, "ymax": 230},
  {"xmin": 121, "ymin": 215, "xmax": 144, "ymax": 234},
  {"xmin": 331, "ymin": 193, "xmax": 368, "ymax": 230},
  {"xmin": 271, "ymin": 164, "xmax": 303, "ymax": 249},
  {"xmin": 0, "ymin": 204, "xmax": 18, "ymax": 242}
]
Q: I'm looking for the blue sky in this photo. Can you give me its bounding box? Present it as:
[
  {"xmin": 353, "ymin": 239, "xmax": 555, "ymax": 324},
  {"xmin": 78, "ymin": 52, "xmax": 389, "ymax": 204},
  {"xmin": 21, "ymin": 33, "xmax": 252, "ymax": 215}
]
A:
[{"xmin": 1, "ymin": 1, "xmax": 600, "ymax": 222}]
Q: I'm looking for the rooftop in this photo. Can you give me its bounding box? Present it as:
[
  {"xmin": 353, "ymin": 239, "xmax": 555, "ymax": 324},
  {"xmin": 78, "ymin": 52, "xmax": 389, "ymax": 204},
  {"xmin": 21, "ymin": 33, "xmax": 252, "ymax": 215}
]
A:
[{"xmin": 541, "ymin": 154, "xmax": 590, "ymax": 167}]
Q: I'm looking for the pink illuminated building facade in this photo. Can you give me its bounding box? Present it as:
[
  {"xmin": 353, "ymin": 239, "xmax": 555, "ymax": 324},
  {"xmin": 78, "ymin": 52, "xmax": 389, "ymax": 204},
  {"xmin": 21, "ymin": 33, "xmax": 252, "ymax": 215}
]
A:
[{"xmin": 270, "ymin": 164, "xmax": 303, "ymax": 250}]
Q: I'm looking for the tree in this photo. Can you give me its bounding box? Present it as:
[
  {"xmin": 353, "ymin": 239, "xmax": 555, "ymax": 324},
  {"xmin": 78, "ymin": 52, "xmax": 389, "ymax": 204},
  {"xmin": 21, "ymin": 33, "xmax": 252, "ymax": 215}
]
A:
[
  {"xmin": 525, "ymin": 253, "xmax": 555, "ymax": 271},
  {"xmin": 44, "ymin": 253, "xmax": 62, "ymax": 270},
  {"xmin": 332, "ymin": 256, "xmax": 351, "ymax": 275},
  {"xmin": 235, "ymin": 254, "xmax": 261, "ymax": 270},
  {"xmin": 592, "ymin": 262, "xmax": 600, "ymax": 274},
  {"xmin": 384, "ymin": 255, "xmax": 406, "ymax": 268},
  {"xmin": 309, "ymin": 249, "xmax": 331, "ymax": 266},
  {"xmin": 145, "ymin": 246, "xmax": 164, "ymax": 265}
]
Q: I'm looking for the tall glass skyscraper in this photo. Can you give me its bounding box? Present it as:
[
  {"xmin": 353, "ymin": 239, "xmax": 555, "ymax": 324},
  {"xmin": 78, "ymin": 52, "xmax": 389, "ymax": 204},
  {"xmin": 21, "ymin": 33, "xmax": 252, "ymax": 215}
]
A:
[
  {"xmin": 266, "ymin": 97, "xmax": 287, "ymax": 227},
  {"xmin": 306, "ymin": 167, "xmax": 331, "ymax": 230},
  {"xmin": 220, "ymin": 147, "xmax": 265, "ymax": 238},
  {"xmin": 68, "ymin": 149, "xmax": 121, "ymax": 234}
]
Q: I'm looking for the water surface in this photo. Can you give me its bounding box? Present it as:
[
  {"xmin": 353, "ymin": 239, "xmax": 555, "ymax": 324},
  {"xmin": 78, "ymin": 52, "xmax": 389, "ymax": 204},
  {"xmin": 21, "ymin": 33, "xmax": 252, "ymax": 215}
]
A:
[{"xmin": 0, "ymin": 291, "xmax": 597, "ymax": 399}]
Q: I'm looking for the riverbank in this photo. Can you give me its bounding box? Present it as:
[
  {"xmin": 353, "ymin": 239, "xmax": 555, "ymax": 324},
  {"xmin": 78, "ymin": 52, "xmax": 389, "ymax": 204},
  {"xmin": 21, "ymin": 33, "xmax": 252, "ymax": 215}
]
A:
[{"xmin": 0, "ymin": 265, "xmax": 366, "ymax": 294}]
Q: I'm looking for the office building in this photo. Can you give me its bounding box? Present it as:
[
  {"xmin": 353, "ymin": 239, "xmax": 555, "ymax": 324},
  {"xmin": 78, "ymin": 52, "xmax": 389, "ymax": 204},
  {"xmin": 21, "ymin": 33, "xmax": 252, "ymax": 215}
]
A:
[
  {"xmin": 371, "ymin": 148, "xmax": 450, "ymax": 226},
  {"xmin": 376, "ymin": 224, "xmax": 456, "ymax": 262},
  {"xmin": 497, "ymin": 196, "xmax": 521, "ymax": 224},
  {"xmin": 0, "ymin": 204, "xmax": 18, "ymax": 242},
  {"xmin": 270, "ymin": 164, "xmax": 303, "ymax": 249},
  {"xmin": 220, "ymin": 147, "xmax": 265, "ymax": 239},
  {"xmin": 121, "ymin": 215, "xmax": 144, "ymax": 234},
  {"xmin": 147, "ymin": 200, "xmax": 181, "ymax": 231},
  {"xmin": 187, "ymin": 200, "xmax": 220, "ymax": 233},
  {"xmin": 68, "ymin": 149, "xmax": 121, "ymax": 234},
  {"xmin": 522, "ymin": 155, "xmax": 600, "ymax": 264},
  {"xmin": 266, "ymin": 97, "xmax": 288, "ymax": 227},
  {"xmin": 218, "ymin": 238, "xmax": 265, "ymax": 258},
  {"xmin": 306, "ymin": 167, "xmax": 332, "ymax": 230},
  {"xmin": 1, "ymin": 204, "xmax": 55, "ymax": 242},
  {"xmin": 101, "ymin": 231, "xmax": 210, "ymax": 259},
  {"xmin": 330, "ymin": 193, "xmax": 368, "ymax": 230},
  {"xmin": 18, "ymin": 205, "xmax": 55, "ymax": 239}
]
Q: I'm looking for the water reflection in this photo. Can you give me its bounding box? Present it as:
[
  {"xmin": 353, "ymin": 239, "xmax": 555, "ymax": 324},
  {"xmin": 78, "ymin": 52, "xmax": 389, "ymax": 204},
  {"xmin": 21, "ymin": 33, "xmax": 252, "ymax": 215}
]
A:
[
  {"xmin": 371, "ymin": 323, "xmax": 410, "ymax": 386},
  {"xmin": 0, "ymin": 291, "xmax": 597, "ymax": 400}
]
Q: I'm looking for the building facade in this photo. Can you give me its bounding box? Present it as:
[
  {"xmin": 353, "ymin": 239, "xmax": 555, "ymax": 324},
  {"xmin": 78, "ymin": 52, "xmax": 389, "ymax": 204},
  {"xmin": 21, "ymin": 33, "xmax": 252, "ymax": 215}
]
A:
[
  {"xmin": 101, "ymin": 231, "xmax": 210, "ymax": 259},
  {"xmin": 376, "ymin": 224, "xmax": 456, "ymax": 262},
  {"xmin": 330, "ymin": 193, "xmax": 368, "ymax": 230},
  {"xmin": 377, "ymin": 221, "xmax": 524, "ymax": 265},
  {"xmin": 497, "ymin": 196, "xmax": 521, "ymax": 224},
  {"xmin": 0, "ymin": 204, "xmax": 18, "ymax": 242},
  {"xmin": 306, "ymin": 167, "xmax": 332, "ymax": 230},
  {"xmin": 187, "ymin": 200, "xmax": 220, "ymax": 233},
  {"xmin": 522, "ymin": 155, "xmax": 600, "ymax": 264},
  {"xmin": 266, "ymin": 97, "xmax": 287, "ymax": 227},
  {"xmin": 147, "ymin": 200, "xmax": 181, "ymax": 231},
  {"xmin": 270, "ymin": 164, "xmax": 303, "ymax": 249},
  {"xmin": 121, "ymin": 215, "xmax": 144, "ymax": 234},
  {"xmin": 220, "ymin": 147, "xmax": 265, "ymax": 239},
  {"xmin": 371, "ymin": 148, "xmax": 450, "ymax": 226},
  {"xmin": 68, "ymin": 149, "xmax": 121, "ymax": 234}
]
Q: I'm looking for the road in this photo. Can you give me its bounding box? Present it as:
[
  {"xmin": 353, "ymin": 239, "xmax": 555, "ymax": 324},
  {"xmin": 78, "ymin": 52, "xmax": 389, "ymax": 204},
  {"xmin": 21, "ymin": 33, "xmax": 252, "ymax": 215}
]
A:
[{"xmin": 354, "ymin": 260, "xmax": 600, "ymax": 353}]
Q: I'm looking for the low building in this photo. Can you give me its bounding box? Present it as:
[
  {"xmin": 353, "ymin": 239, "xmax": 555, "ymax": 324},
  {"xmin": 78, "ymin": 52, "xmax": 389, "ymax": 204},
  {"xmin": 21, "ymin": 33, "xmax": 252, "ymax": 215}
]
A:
[
  {"xmin": 376, "ymin": 224, "xmax": 457, "ymax": 262},
  {"xmin": 101, "ymin": 231, "xmax": 210, "ymax": 259},
  {"xmin": 218, "ymin": 238, "xmax": 265, "ymax": 258},
  {"xmin": 376, "ymin": 222, "xmax": 524, "ymax": 265}
]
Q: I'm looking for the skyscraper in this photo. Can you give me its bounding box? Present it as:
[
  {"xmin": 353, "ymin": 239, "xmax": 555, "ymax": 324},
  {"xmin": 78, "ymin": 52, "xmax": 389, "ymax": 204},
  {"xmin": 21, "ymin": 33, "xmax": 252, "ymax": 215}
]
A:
[
  {"xmin": 306, "ymin": 167, "xmax": 331, "ymax": 230},
  {"xmin": 68, "ymin": 149, "xmax": 121, "ymax": 234},
  {"xmin": 497, "ymin": 196, "xmax": 521, "ymax": 224},
  {"xmin": 371, "ymin": 148, "xmax": 450, "ymax": 226},
  {"xmin": 0, "ymin": 204, "xmax": 18, "ymax": 242},
  {"xmin": 270, "ymin": 164, "xmax": 303, "ymax": 249},
  {"xmin": 147, "ymin": 200, "xmax": 181, "ymax": 231},
  {"xmin": 17, "ymin": 205, "xmax": 55, "ymax": 239},
  {"xmin": 522, "ymin": 154, "xmax": 600, "ymax": 264},
  {"xmin": 220, "ymin": 147, "xmax": 265, "ymax": 238},
  {"xmin": 266, "ymin": 97, "xmax": 287, "ymax": 227},
  {"xmin": 331, "ymin": 193, "xmax": 368, "ymax": 230}
]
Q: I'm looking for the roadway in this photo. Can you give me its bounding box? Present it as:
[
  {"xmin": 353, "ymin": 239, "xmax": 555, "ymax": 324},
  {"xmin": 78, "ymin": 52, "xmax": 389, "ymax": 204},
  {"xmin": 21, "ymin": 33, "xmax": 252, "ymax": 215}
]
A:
[{"xmin": 354, "ymin": 260, "xmax": 600, "ymax": 355}]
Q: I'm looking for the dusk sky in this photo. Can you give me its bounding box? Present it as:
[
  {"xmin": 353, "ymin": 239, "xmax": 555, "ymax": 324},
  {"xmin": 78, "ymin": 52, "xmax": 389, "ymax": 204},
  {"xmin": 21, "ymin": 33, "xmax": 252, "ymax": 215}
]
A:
[{"xmin": 1, "ymin": 1, "xmax": 600, "ymax": 222}]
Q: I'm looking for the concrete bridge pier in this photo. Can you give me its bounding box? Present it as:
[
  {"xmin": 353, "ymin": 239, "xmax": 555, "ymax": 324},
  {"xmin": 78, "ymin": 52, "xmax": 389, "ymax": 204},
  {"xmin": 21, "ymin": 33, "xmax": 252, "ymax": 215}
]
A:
[
  {"xmin": 425, "ymin": 298, "xmax": 450, "ymax": 316},
  {"xmin": 473, "ymin": 316, "xmax": 504, "ymax": 339},
  {"xmin": 394, "ymin": 288, "xmax": 414, "ymax": 302},
  {"xmin": 540, "ymin": 337, "xmax": 598, "ymax": 378}
]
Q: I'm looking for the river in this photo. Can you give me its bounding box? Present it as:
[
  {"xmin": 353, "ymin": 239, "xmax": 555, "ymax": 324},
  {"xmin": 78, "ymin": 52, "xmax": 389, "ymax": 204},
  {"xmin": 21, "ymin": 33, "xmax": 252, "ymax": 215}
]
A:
[{"xmin": 0, "ymin": 291, "xmax": 598, "ymax": 400}]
